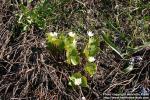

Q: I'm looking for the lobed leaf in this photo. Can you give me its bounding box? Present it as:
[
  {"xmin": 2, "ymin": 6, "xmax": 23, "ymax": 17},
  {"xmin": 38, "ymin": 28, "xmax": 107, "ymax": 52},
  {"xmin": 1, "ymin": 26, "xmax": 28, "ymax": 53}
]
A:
[
  {"xmin": 84, "ymin": 62, "xmax": 97, "ymax": 77},
  {"xmin": 69, "ymin": 72, "xmax": 88, "ymax": 87}
]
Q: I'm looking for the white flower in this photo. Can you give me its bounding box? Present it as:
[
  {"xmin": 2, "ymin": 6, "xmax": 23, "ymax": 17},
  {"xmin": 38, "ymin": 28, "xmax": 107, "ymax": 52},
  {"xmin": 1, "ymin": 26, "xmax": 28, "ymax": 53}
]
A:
[
  {"xmin": 53, "ymin": 32, "xmax": 58, "ymax": 37},
  {"xmin": 48, "ymin": 32, "xmax": 58, "ymax": 37},
  {"xmin": 87, "ymin": 31, "xmax": 94, "ymax": 37},
  {"xmin": 74, "ymin": 78, "xmax": 82, "ymax": 85},
  {"xmin": 115, "ymin": 5, "xmax": 119, "ymax": 9},
  {"xmin": 41, "ymin": 41, "xmax": 46, "ymax": 48},
  {"xmin": 88, "ymin": 57, "xmax": 95, "ymax": 62},
  {"xmin": 82, "ymin": 97, "xmax": 86, "ymax": 100},
  {"xmin": 68, "ymin": 32, "xmax": 75, "ymax": 37}
]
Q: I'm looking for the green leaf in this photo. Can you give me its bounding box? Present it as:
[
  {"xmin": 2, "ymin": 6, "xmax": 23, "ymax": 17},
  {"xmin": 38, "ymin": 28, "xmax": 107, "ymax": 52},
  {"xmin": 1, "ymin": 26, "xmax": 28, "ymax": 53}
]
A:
[
  {"xmin": 64, "ymin": 36, "xmax": 77, "ymax": 49},
  {"xmin": 70, "ymin": 49, "xmax": 79, "ymax": 65},
  {"xmin": 69, "ymin": 72, "xmax": 82, "ymax": 86},
  {"xmin": 81, "ymin": 76, "xmax": 88, "ymax": 87},
  {"xmin": 83, "ymin": 45, "xmax": 89, "ymax": 57},
  {"xmin": 84, "ymin": 36, "xmax": 99, "ymax": 57},
  {"xmin": 64, "ymin": 35, "xmax": 79, "ymax": 65},
  {"xmin": 89, "ymin": 45, "xmax": 98, "ymax": 56},
  {"xmin": 69, "ymin": 72, "xmax": 88, "ymax": 87},
  {"xmin": 46, "ymin": 32, "xmax": 63, "ymax": 47},
  {"xmin": 84, "ymin": 62, "xmax": 97, "ymax": 77},
  {"xmin": 20, "ymin": 4, "xmax": 28, "ymax": 14},
  {"xmin": 70, "ymin": 56, "xmax": 79, "ymax": 65},
  {"xmin": 102, "ymin": 31, "xmax": 124, "ymax": 59},
  {"xmin": 124, "ymin": 64, "xmax": 134, "ymax": 73},
  {"xmin": 66, "ymin": 51, "xmax": 71, "ymax": 64},
  {"xmin": 133, "ymin": 42, "xmax": 150, "ymax": 53},
  {"xmin": 124, "ymin": 42, "xmax": 150, "ymax": 58},
  {"xmin": 89, "ymin": 37, "xmax": 95, "ymax": 44},
  {"xmin": 29, "ymin": 0, "xmax": 33, "ymax": 3},
  {"xmin": 66, "ymin": 48, "xmax": 79, "ymax": 65}
]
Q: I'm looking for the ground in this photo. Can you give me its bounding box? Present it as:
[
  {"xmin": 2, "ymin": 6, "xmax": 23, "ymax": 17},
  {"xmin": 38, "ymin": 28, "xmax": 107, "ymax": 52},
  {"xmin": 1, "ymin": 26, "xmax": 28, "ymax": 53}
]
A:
[{"xmin": 0, "ymin": 0, "xmax": 149, "ymax": 100}]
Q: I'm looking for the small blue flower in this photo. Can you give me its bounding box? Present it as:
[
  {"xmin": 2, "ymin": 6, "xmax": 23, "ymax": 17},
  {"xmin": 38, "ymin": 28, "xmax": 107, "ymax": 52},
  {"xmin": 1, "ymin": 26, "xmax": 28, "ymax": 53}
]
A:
[{"xmin": 140, "ymin": 87, "xmax": 149, "ymax": 96}]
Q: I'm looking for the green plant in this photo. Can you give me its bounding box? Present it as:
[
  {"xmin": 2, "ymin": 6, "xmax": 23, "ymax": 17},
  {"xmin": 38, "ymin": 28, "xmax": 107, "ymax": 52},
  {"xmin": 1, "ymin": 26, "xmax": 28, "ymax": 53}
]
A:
[
  {"xmin": 102, "ymin": 31, "xmax": 123, "ymax": 58},
  {"xmin": 46, "ymin": 32, "xmax": 79, "ymax": 65},
  {"xmin": 46, "ymin": 31, "xmax": 99, "ymax": 87},
  {"xmin": 84, "ymin": 62, "xmax": 97, "ymax": 77},
  {"xmin": 16, "ymin": 0, "xmax": 54, "ymax": 32},
  {"xmin": 68, "ymin": 72, "xmax": 88, "ymax": 87},
  {"xmin": 46, "ymin": 32, "xmax": 64, "ymax": 50},
  {"xmin": 102, "ymin": 31, "xmax": 150, "ymax": 58},
  {"xmin": 83, "ymin": 31, "xmax": 99, "ymax": 62},
  {"xmin": 64, "ymin": 32, "xmax": 80, "ymax": 65},
  {"xmin": 102, "ymin": 31, "xmax": 150, "ymax": 72},
  {"xmin": 83, "ymin": 31, "xmax": 99, "ymax": 76}
]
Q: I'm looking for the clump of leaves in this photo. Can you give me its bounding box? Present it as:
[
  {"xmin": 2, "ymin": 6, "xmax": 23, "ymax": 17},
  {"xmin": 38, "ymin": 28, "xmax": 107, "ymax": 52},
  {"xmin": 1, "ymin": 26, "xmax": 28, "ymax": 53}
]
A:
[
  {"xmin": 69, "ymin": 72, "xmax": 88, "ymax": 87},
  {"xmin": 16, "ymin": 0, "xmax": 54, "ymax": 32},
  {"xmin": 46, "ymin": 32, "xmax": 79, "ymax": 65},
  {"xmin": 102, "ymin": 31, "xmax": 150, "ymax": 72},
  {"xmin": 46, "ymin": 31, "xmax": 99, "ymax": 87},
  {"xmin": 64, "ymin": 32, "xmax": 80, "ymax": 65},
  {"xmin": 46, "ymin": 32, "xmax": 64, "ymax": 50},
  {"xmin": 83, "ymin": 31, "xmax": 99, "ymax": 76},
  {"xmin": 84, "ymin": 62, "xmax": 97, "ymax": 77}
]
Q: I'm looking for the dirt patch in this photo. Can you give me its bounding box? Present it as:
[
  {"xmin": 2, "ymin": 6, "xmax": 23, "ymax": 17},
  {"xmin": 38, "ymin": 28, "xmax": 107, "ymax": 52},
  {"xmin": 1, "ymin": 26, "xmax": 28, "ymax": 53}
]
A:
[{"xmin": 0, "ymin": 0, "xmax": 149, "ymax": 100}]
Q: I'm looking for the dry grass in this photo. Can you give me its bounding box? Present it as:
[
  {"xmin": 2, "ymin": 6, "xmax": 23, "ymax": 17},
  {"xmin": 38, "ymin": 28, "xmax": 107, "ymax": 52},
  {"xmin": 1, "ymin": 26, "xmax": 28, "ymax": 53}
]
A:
[{"xmin": 0, "ymin": 0, "xmax": 149, "ymax": 99}]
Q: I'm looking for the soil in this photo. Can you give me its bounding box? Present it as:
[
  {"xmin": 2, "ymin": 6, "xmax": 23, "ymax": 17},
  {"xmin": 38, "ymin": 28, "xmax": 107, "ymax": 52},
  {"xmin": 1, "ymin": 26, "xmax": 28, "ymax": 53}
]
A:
[{"xmin": 0, "ymin": 0, "xmax": 149, "ymax": 100}]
